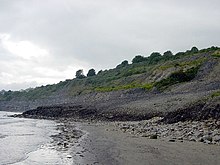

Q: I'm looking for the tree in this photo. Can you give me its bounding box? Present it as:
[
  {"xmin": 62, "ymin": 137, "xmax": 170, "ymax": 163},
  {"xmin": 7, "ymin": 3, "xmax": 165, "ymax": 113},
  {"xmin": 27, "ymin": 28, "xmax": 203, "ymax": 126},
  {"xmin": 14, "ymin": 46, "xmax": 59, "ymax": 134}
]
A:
[
  {"xmin": 148, "ymin": 52, "xmax": 162, "ymax": 64},
  {"xmin": 132, "ymin": 55, "xmax": 145, "ymax": 63},
  {"xmin": 116, "ymin": 60, "xmax": 129, "ymax": 68},
  {"xmin": 163, "ymin": 51, "xmax": 173, "ymax": 58},
  {"xmin": 175, "ymin": 52, "xmax": 185, "ymax": 57},
  {"xmin": 121, "ymin": 60, "xmax": 128, "ymax": 66},
  {"xmin": 87, "ymin": 69, "xmax": 96, "ymax": 77},
  {"xmin": 190, "ymin": 46, "xmax": 199, "ymax": 53},
  {"xmin": 97, "ymin": 70, "xmax": 103, "ymax": 75},
  {"xmin": 75, "ymin": 69, "xmax": 86, "ymax": 79},
  {"xmin": 149, "ymin": 52, "xmax": 161, "ymax": 58}
]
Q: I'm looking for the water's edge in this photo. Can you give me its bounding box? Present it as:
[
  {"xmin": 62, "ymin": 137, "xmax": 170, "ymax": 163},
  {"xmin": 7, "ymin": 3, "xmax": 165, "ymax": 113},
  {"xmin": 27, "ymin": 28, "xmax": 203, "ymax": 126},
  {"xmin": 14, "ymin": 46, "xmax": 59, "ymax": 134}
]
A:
[{"xmin": 0, "ymin": 111, "xmax": 84, "ymax": 165}]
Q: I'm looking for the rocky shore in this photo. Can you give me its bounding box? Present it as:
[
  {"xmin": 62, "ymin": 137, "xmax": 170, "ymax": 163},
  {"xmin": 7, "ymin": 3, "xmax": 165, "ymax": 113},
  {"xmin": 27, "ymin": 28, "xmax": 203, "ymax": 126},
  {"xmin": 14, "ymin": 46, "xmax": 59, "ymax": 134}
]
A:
[
  {"xmin": 8, "ymin": 101, "xmax": 220, "ymax": 164},
  {"xmin": 50, "ymin": 119, "xmax": 84, "ymax": 152},
  {"xmin": 114, "ymin": 117, "xmax": 220, "ymax": 145},
  {"xmin": 42, "ymin": 119, "xmax": 220, "ymax": 165},
  {"xmin": 11, "ymin": 95, "xmax": 220, "ymax": 147}
]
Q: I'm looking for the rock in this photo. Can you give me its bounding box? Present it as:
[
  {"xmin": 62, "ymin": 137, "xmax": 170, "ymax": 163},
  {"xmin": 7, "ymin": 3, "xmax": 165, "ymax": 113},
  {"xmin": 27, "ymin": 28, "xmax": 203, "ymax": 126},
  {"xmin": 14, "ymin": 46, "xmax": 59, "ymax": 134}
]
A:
[
  {"xmin": 199, "ymin": 137, "xmax": 204, "ymax": 142},
  {"xmin": 141, "ymin": 133, "xmax": 149, "ymax": 137},
  {"xmin": 203, "ymin": 135, "xmax": 212, "ymax": 142},
  {"xmin": 121, "ymin": 125, "xmax": 130, "ymax": 130},
  {"xmin": 114, "ymin": 118, "xmax": 220, "ymax": 146},
  {"xmin": 57, "ymin": 142, "xmax": 62, "ymax": 145},
  {"xmin": 66, "ymin": 155, "xmax": 72, "ymax": 158},
  {"xmin": 150, "ymin": 134, "xmax": 158, "ymax": 139},
  {"xmin": 190, "ymin": 137, "xmax": 196, "ymax": 142},
  {"xmin": 204, "ymin": 140, "xmax": 211, "ymax": 144},
  {"xmin": 213, "ymin": 135, "xmax": 220, "ymax": 142},
  {"xmin": 64, "ymin": 142, "xmax": 68, "ymax": 148},
  {"xmin": 177, "ymin": 137, "xmax": 183, "ymax": 140},
  {"xmin": 194, "ymin": 131, "xmax": 203, "ymax": 138}
]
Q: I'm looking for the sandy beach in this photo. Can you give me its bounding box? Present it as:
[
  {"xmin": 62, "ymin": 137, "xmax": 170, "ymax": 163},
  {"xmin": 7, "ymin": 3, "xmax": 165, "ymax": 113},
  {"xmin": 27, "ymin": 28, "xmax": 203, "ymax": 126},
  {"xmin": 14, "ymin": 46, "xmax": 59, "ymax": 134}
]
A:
[
  {"xmin": 54, "ymin": 121, "xmax": 220, "ymax": 165},
  {"xmin": 1, "ymin": 111, "xmax": 220, "ymax": 165}
]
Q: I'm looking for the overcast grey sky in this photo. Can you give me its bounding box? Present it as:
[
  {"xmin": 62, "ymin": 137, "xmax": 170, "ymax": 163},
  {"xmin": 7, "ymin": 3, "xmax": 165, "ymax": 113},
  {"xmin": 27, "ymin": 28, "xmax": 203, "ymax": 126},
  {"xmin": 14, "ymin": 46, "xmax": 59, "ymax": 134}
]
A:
[{"xmin": 0, "ymin": 0, "xmax": 220, "ymax": 90}]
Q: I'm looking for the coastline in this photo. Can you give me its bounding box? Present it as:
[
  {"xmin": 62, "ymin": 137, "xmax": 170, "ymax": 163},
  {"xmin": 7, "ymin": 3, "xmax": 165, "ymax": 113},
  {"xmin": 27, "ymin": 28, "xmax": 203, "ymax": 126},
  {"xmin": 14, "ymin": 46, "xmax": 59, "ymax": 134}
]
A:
[
  {"xmin": 0, "ymin": 111, "xmax": 80, "ymax": 165},
  {"xmin": 62, "ymin": 121, "xmax": 220, "ymax": 165},
  {"xmin": 43, "ymin": 116, "xmax": 220, "ymax": 165},
  {"xmin": 4, "ymin": 111, "xmax": 220, "ymax": 165}
]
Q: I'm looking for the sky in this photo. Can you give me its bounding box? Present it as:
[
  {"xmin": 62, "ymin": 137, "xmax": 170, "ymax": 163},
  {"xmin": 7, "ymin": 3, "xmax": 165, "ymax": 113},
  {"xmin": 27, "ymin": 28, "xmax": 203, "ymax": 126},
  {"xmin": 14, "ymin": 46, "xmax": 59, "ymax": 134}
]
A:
[{"xmin": 0, "ymin": 0, "xmax": 220, "ymax": 91}]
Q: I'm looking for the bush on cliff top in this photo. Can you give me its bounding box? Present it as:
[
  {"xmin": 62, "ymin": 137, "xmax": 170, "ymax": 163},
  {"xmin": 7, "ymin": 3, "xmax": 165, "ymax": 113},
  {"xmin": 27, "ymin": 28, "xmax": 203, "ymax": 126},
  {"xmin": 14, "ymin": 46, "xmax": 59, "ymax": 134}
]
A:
[{"xmin": 0, "ymin": 46, "xmax": 219, "ymax": 100}]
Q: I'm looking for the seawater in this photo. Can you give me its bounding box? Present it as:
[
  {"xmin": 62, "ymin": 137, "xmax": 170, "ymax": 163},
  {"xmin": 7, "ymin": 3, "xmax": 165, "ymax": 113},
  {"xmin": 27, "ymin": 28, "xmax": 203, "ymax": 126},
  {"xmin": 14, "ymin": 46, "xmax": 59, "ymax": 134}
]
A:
[{"xmin": 0, "ymin": 111, "xmax": 73, "ymax": 165}]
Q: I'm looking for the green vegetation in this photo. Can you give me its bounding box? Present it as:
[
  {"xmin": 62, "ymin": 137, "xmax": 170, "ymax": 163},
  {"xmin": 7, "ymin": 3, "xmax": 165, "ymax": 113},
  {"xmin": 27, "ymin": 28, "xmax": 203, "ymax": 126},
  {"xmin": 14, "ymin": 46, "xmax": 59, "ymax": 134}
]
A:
[
  {"xmin": 87, "ymin": 69, "xmax": 96, "ymax": 77},
  {"xmin": 76, "ymin": 69, "xmax": 86, "ymax": 79},
  {"xmin": 0, "ymin": 80, "xmax": 70, "ymax": 101},
  {"xmin": 163, "ymin": 51, "xmax": 173, "ymax": 58},
  {"xmin": 211, "ymin": 90, "xmax": 220, "ymax": 98},
  {"xmin": 190, "ymin": 46, "xmax": 199, "ymax": 54},
  {"xmin": 212, "ymin": 50, "xmax": 220, "ymax": 58},
  {"xmin": 95, "ymin": 83, "xmax": 154, "ymax": 92},
  {"xmin": 0, "ymin": 46, "xmax": 219, "ymax": 101},
  {"xmin": 155, "ymin": 66, "xmax": 200, "ymax": 90},
  {"xmin": 132, "ymin": 55, "xmax": 145, "ymax": 63},
  {"xmin": 116, "ymin": 60, "xmax": 129, "ymax": 68}
]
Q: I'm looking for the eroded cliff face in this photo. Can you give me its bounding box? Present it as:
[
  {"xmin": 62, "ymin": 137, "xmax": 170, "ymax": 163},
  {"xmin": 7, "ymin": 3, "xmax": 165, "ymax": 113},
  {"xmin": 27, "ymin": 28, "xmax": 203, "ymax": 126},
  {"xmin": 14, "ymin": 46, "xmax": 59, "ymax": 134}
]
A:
[{"xmin": 1, "ymin": 51, "xmax": 220, "ymax": 121}]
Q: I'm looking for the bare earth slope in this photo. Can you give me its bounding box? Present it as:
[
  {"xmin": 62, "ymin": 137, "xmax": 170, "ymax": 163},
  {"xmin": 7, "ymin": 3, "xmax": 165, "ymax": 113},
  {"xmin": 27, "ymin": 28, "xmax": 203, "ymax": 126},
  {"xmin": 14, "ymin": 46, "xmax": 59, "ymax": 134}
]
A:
[{"xmin": 1, "ymin": 48, "xmax": 220, "ymax": 122}]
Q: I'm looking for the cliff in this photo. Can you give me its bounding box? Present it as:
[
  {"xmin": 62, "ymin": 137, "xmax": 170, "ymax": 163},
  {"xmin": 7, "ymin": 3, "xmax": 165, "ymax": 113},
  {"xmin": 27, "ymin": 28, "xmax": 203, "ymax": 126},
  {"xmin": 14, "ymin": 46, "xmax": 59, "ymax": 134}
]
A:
[{"xmin": 1, "ymin": 46, "xmax": 220, "ymax": 122}]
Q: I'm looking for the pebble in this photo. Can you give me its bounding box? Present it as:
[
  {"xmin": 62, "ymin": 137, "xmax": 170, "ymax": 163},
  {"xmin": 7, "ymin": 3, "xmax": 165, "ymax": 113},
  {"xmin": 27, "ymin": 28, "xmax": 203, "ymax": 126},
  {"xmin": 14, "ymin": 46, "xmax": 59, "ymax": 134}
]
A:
[
  {"xmin": 66, "ymin": 155, "xmax": 72, "ymax": 158},
  {"xmin": 115, "ymin": 117, "xmax": 220, "ymax": 145},
  {"xmin": 213, "ymin": 135, "xmax": 220, "ymax": 142}
]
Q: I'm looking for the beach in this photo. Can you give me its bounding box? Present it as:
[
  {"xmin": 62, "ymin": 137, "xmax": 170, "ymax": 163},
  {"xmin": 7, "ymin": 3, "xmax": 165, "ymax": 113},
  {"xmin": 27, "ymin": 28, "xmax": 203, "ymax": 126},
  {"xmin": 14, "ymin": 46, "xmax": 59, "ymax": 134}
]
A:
[
  {"xmin": 53, "ymin": 120, "xmax": 220, "ymax": 165},
  {"xmin": 1, "ymin": 111, "xmax": 220, "ymax": 165},
  {"xmin": 0, "ymin": 111, "xmax": 74, "ymax": 165}
]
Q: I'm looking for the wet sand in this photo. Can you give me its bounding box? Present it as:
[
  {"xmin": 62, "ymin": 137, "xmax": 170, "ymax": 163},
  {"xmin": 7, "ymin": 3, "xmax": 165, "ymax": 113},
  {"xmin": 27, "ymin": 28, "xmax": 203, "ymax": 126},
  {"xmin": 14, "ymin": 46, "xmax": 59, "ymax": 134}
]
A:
[
  {"xmin": 4, "ymin": 112, "xmax": 220, "ymax": 165},
  {"xmin": 0, "ymin": 111, "xmax": 73, "ymax": 165},
  {"xmin": 69, "ymin": 122, "xmax": 220, "ymax": 165}
]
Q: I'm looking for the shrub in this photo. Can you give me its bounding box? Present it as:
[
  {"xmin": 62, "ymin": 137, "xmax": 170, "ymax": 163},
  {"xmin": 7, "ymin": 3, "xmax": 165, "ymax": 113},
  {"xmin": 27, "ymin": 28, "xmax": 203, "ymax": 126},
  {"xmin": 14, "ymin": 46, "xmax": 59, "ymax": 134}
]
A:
[
  {"xmin": 211, "ymin": 90, "xmax": 220, "ymax": 98},
  {"xmin": 87, "ymin": 69, "xmax": 96, "ymax": 77},
  {"xmin": 132, "ymin": 55, "xmax": 146, "ymax": 63},
  {"xmin": 76, "ymin": 69, "xmax": 86, "ymax": 79},
  {"xmin": 116, "ymin": 60, "xmax": 129, "ymax": 68},
  {"xmin": 212, "ymin": 50, "xmax": 220, "ymax": 58},
  {"xmin": 175, "ymin": 52, "xmax": 185, "ymax": 59},
  {"xmin": 148, "ymin": 52, "xmax": 162, "ymax": 64},
  {"xmin": 190, "ymin": 46, "xmax": 199, "ymax": 53},
  {"xmin": 155, "ymin": 66, "xmax": 200, "ymax": 90},
  {"xmin": 163, "ymin": 51, "xmax": 173, "ymax": 58}
]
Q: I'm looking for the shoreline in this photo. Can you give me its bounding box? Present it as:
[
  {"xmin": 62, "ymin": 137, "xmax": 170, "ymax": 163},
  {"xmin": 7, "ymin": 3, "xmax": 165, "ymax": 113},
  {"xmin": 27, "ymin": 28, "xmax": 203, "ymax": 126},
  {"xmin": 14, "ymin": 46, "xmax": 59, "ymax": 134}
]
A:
[
  {"xmin": 60, "ymin": 120, "xmax": 220, "ymax": 165},
  {"xmin": 46, "ymin": 117, "xmax": 220, "ymax": 165},
  {"xmin": 5, "ymin": 111, "xmax": 220, "ymax": 165},
  {"xmin": 0, "ymin": 111, "xmax": 74, "ymax": 165}
]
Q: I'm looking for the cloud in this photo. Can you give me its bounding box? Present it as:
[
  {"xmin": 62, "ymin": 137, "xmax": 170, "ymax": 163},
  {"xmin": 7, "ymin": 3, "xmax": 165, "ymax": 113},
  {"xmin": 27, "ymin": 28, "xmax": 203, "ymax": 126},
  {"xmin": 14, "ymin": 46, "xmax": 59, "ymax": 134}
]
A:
[
  {"xmin": 0, "ymin": 0, "xmax": 220, "ymax": 90},
  {"xmin": 0, "ymin": 33, "xmax": 89, "ymax": 90},
  {"xmin": 1, "ymin": 33, "xmax": 49, "ymax": 60}
]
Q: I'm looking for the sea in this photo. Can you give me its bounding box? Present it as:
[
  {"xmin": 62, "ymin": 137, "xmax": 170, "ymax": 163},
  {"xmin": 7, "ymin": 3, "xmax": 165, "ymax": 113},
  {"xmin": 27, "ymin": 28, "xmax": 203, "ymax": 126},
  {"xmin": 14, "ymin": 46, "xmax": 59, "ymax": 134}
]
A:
[{"xmin": 0, "ymin": 111, "xmax": 73, "ymax": 165}]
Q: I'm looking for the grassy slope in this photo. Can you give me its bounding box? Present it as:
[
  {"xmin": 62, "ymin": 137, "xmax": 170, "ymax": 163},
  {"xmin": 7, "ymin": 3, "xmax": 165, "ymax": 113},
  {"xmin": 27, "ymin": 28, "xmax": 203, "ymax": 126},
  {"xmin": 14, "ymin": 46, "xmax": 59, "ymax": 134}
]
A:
[{"xmin": 0, "ymin": 46, "xmax": 220, "ymax": 101}]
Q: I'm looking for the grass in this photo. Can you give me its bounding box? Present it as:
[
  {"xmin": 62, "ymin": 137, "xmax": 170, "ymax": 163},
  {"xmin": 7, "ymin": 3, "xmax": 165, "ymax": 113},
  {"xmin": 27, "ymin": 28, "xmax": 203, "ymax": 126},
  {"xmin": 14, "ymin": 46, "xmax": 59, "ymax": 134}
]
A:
[
  {"xmin": 95, "ymin": 83, "xmax": 154, "ymax": 92},
  {"xmin": 211, "ymin": 90, "xmax": 220, "ymax": 98},
  {"xmin": 155, "ymin": 66, "xmax": 200, "ymax": 90},
  {"xmin": 157, "ymin": 57, "xmax": 207, "ymax": 72},
  {"xmin": 212, "ymin": 50, "xmax": 220, "ymax": 58},
  {"xmin": 0, "ymin": 46, "xmax": 219, "ymax": 100}
]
